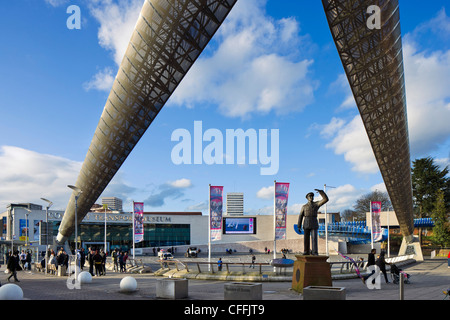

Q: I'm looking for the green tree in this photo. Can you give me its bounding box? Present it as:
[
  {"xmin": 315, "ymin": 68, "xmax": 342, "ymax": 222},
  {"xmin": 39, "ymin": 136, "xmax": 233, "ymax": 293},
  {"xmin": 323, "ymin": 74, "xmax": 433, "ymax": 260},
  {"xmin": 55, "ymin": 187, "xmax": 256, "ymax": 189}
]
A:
[
  {"xmin": 411, "ymin": 157, "xmax": 449, "ymax": 218},
  {"xmin": 431, "ymin": 190, "xmax": 450, "ymax": 247}
]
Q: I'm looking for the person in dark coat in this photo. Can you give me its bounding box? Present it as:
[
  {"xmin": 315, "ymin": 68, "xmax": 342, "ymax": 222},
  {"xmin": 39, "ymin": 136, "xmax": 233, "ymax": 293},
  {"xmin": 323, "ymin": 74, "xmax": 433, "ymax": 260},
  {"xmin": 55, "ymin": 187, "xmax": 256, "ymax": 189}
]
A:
[
  {"xmin": 87, "ymin": 247, "xmax": 94, "ymax": 276},
  {"xmin": 362, "ymin": 248, "xmax": 376, "ymax": 284},
  {"xmin": 376, "ymin": 250, "xmax": 391, "ymax": 283},
  {"xmin": 93, "ymin": 250, "xmax": 103, "ymax": 276},
  {"xmin": 7, "ymin": 251, "xmax": 20, "ymax": 282}
]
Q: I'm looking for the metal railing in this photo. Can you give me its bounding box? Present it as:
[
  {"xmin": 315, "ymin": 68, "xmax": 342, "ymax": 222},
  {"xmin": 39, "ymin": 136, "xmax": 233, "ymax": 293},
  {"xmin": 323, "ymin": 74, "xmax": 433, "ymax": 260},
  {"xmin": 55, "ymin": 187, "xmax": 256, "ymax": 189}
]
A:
[{"xmin": 159, "ymin": 260, "xmax": 271, "ymax": 275}]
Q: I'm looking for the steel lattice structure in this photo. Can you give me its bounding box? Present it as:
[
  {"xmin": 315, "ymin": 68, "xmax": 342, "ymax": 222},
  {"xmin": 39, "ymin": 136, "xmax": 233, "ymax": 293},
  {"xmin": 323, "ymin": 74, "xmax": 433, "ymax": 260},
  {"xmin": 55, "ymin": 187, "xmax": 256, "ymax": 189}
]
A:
[
  {"xmin": 322, "ymin": 0, "xmax": 414, "ymax": 241},
  {"xmin": 57, "ymin": 0, "xmax": 415, "ymax": 244},
  {"xmin": 57, "ymin": 0, "xmax": 237, "ymax": 243}
]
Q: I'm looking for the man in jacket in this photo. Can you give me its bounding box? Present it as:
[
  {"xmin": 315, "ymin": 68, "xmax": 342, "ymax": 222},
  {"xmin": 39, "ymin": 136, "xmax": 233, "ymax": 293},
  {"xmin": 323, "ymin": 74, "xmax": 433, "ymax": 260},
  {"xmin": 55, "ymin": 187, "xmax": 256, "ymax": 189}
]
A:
[
  {"xmin": 298, "ymin": 189, "xmax": 329, "ymax": 255},
  {"xmin": 7, "ymin": 251, "xmax": 20, "ymax": 282}
]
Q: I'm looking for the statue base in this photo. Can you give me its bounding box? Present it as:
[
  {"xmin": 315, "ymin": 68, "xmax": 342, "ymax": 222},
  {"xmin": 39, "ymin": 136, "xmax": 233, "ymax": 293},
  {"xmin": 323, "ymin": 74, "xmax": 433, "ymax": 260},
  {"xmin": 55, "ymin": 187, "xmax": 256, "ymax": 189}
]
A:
[{"xmin": 291, "ymin": 255, "xmax": 332, "ymax": 294}]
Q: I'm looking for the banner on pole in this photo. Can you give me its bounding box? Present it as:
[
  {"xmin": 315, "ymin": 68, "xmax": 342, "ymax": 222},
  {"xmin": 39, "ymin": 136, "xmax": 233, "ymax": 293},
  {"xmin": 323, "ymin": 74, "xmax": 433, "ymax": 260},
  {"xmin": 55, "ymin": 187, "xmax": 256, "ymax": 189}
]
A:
[
  {"xmin": 275, "ymin": 182, "xmax": 289, "ymax": 240},
  {"xmin": 210, "ymin": 186, "xmax": 223, "ymax": 241},
  {"xmin": 371, "ymin": 201, "xmax": 382, "ymax": 242},
  {"xmin": 133, "ymin": 202, "xmax": 144, "ymax": 243}
]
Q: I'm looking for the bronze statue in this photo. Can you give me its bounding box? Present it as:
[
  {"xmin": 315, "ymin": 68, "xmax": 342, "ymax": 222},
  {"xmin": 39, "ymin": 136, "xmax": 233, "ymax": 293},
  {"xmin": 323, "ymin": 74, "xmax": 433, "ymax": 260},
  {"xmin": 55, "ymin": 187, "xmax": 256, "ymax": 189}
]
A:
[{"xmin": 298, "ymin": 189, "xmax": 328, "ymax": 255}]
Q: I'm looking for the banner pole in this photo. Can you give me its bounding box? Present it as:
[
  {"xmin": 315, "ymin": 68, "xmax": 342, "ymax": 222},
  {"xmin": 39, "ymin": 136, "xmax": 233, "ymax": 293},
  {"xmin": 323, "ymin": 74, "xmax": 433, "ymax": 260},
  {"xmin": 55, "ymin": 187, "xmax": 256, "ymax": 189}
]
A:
[
  {"xmin": 208, "ymin": 184, "xmax": 211, "ymax": 271},
  {"xmin": 273, "ymin": 180, "xmax": 276, "ymax": 270},
  {"xmin": 132, "ymin": 201, "xmax": 135, "ymax": 260},
  {"xmin": 370, "ymin": 201, "xmax": 374, "ymax": 249}
]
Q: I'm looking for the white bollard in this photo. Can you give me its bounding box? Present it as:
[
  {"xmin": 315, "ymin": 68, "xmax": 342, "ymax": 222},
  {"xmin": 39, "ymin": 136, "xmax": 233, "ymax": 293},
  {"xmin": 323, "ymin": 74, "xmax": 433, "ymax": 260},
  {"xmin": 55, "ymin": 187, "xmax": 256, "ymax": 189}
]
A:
[
  {"xmin": 0, "ymin": 284, "xmax": 24, "ymax": 300},
  {"xmin": 78, "ymin": 271, "xmax": 93, "ymax": 284},
  {"xmin": 120, "ymin": 276, "xmax": 137, "ymax": 293}
]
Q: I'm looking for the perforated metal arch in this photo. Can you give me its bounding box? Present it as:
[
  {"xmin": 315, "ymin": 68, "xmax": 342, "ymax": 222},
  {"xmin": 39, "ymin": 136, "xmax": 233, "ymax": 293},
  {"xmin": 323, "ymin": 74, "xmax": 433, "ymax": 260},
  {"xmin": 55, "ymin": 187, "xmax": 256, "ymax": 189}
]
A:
[
  {"xmin": 57, "ymin": 0, "xmax": 237, "ymax": 243},
  {"xmin": 58, "ymin": 0, "xmax": 416, "ymax": 245},
  {"xmin": 322, "ymin": 0, "xmax": 414, "ymax": 241}
]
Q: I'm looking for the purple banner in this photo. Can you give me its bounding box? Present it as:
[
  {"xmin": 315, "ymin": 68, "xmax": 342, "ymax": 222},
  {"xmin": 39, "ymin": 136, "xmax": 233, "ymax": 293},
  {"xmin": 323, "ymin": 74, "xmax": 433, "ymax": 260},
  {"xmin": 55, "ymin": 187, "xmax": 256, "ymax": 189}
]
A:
[
  {"xmin": 210, "ymin": 186, "xmax": 223, "ymax": 241},
  {"xmin": 275, "ymin": 182, "xmax": 289, "ymax": 240},
  {"xmin": 134, "ymin": 202, "xmax": 144, "ymax": 243},
  {"xmin": 371, "ymin": 201, "xmax": 382, "ymax": 242}
]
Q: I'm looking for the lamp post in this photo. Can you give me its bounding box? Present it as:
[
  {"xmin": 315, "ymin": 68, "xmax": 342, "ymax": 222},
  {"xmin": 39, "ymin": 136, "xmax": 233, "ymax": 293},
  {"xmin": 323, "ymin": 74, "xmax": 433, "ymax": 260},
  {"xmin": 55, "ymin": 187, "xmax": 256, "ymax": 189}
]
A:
[
  {"xmin": 323, "ymin": 184, "xmax": 335, "ymax": 256},
  {"xmin": 24, "ymin": 208, "xmax": 32, "ymax": 249},
  {"xmin": 40, "ymin": 198, "xmax": 53, "ymax": 275},
  {"xmin": 68, "ymin": 185, "xmax": 82, "ymax": 279}
]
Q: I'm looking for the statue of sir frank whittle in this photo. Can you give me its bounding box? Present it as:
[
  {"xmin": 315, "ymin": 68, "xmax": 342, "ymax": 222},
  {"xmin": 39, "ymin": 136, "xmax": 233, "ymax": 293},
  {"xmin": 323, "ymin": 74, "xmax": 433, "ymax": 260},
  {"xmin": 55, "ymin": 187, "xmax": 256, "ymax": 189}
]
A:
[{"xmin": 298, "ymin": 189, "xmax": 329, "ymax": 255}]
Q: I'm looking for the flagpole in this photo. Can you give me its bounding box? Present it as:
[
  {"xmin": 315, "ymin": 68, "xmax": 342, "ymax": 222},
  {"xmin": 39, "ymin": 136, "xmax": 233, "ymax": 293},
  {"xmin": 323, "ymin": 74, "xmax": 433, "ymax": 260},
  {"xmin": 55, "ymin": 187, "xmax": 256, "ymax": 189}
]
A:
[
  {"xmin": 370, "ymin": 201, "xmax": 374, "ymax": 249},
  {"xmin": 132, "ymin": 201, "xmax": 135, "ymax": 260},
  {"xmin": 208, "ymin": 184, "xmax": 211, "ymax": 272},
  {"xmin": 273, "ymin": 180, "xmax": 276, "ymax": 270},
  {"xmin": 104, "ymin": 204, "xmax": 107, "ymax": 254}
]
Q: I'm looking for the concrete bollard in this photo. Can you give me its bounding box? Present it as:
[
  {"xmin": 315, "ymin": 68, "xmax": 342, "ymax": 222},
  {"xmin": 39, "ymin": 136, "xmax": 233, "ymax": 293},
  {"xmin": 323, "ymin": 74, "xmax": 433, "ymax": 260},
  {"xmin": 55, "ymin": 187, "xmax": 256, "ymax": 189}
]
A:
[
  {"xmin": 302, "ymin": 286, "xmax": 346, "ymax": 300},
  {"xmin": 120, "ymin": 276, "xmax": 138, "ymax": 293},
  {"xmin": 0, "ymin": 284, "xmax": 24, "ymax": 300},
  {"xmin": 224, "ymin": 282, "xmax": 262, "ymax": 300},
  {"xmin": 156, "ymin": 278, "xmax": 188, "ymax": 299}
]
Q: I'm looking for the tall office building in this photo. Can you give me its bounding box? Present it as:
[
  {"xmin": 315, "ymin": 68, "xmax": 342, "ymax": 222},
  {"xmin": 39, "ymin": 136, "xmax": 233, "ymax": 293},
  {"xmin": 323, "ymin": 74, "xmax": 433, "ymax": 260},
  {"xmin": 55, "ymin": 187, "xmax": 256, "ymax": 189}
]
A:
[
  {"xmin": 102, "ymin": 197, "xmax": 123, "ymax": 212},
  {"xmin": 226, "ymin": 193, "xmax": 244, "ymax": 216}
]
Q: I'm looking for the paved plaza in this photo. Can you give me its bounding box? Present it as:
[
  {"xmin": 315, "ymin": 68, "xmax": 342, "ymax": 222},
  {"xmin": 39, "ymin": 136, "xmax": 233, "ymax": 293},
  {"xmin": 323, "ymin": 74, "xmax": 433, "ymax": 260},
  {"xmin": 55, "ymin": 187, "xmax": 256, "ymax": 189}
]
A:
[{"xmin": 1, "ymin": 256, "xmax": 448, "ymax": 302}]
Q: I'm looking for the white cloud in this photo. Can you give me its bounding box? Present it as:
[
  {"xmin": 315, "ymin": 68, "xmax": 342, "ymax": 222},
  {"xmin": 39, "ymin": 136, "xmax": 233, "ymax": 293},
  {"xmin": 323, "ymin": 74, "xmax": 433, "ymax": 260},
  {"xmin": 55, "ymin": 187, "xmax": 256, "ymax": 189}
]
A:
[
  {"xmin": 256, "ymin": 185, "xmax": 274, "ymax": 200},
  {"xmin": 170, "ymin": 178, "xmax": 192, "ymax": 189},
  {"xmin": 319, "ymin": 10, "xmax": 450, "ymax": 174},
  {"xmin": 44, "ymin": 0, "xmax": 69, "ymax": 7},
  {"xmin": 85, "ymin": 0, "xmax": 142, "ymax": 91},
  {"xmin": 169, "ymin": 0, "xmax": 317, "ymax": 119},
  {"xmin": 83, "ymin": 67, "xmax": 115, "ymax": 92},
  {"xmin": 0, "ymin": 146, "xmax": 81, "ymax": 210},
  {"xmin": 88, "ymin": 0, "xmax": 142, "ymax": 66},
  {"xmin": 322, "ymin": 115, "xmax": 378, "ymax": 174}
]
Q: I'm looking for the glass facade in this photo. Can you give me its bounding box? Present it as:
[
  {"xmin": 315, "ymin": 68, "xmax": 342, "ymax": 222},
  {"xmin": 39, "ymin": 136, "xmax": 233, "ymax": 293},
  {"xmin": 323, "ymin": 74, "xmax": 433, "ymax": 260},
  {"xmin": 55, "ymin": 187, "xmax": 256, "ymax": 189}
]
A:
[{"xmin": 54, "ymin": 222, "xmax": 190, "ymax": 252}]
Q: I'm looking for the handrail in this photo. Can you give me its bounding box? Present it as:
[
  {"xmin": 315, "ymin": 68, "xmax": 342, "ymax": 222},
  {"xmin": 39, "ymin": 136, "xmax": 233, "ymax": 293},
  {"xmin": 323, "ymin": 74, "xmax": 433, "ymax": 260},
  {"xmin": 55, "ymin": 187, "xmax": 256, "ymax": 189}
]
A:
[{"xmin": 159, "ymin": 259, "xmax": 271, "ymax": 275}]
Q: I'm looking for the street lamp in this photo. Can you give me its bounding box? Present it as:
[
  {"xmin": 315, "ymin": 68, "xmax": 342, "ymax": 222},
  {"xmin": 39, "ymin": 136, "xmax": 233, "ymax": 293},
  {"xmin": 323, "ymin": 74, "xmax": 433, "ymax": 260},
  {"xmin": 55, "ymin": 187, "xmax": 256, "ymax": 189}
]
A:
[
  {"xmin": 68, "ymin": 185, "xmax": 82, "ymax": 279},
  {"xmin": 23, "ymin": 208, "xmax": 32, "ymax": 249},
  {"xmin": 40, "ymin": 198, "xmax": 53, "ymax": 275},
  {"xmin": 323, "ymin": 184, "xmax": 336, "ymax": 256}
]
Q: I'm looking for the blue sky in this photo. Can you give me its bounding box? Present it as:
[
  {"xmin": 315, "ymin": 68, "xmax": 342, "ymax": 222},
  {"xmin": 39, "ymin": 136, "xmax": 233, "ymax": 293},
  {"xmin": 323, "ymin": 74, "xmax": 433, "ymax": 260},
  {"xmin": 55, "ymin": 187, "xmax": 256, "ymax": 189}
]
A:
[{"xmin": 0, "ymin": 0, "xmax": 449, "ymax": 216}]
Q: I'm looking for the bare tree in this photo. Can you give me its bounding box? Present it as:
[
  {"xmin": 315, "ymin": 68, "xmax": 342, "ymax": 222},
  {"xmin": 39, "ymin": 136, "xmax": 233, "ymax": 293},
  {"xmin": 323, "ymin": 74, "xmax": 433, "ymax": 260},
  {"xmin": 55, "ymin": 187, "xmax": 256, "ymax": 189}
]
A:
[{"xmin": 353, "ymin": 190, "xmax": 391, "ymax": 216}]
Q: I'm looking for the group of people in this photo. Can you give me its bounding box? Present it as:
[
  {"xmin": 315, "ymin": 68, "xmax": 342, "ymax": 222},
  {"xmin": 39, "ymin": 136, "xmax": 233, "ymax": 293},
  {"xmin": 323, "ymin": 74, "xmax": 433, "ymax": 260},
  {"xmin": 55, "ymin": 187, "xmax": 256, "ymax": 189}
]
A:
[
  {"xmin": 362, "ymin": 249, "xmax": 391, "ymax": 285},
  {"xmin": 110, "ymin": 248, "xmax": 129, "ymax": 274}
]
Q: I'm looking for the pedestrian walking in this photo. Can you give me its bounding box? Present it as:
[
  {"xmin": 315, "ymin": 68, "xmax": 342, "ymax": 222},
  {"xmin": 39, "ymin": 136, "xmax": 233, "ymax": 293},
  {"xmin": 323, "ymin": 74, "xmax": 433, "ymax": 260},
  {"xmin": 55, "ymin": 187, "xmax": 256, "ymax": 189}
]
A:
[
  {"xmin": 250, "ymin": 255, "xmax": 256, "ymax": 268},
  {"xmin": 218, "ymin": 258, "xmax": 222, "ymax": 271},
  {"xmin": 376, "ymin": 250, "xmax": 391, "ymax": 283},
  {"xmin": 447, "ymin": 251, "xmax": 450, "ymax": 268},
  {"xmin": 87, "ymin": 248, "xmax": 94, "ymax": 276},
  {"xmin": 93, "ymin": 250, "xmax": 103, "ymax": 276},
  {"xmin": 7, "ymin": 251, "xmax": 20, "ymax": 282},
  {"xmin": 26, "ymin": 250, "xmax": 32, "ymax": 270},
  {"xmin": 123, "ymin": 251, "xmax": 128, "ymax": 272},
  {"xmin": 362, "ymin": 248, "xmax": 376, "ymax": 284},
  {"xmin": 119, "ymin": 251, "xmax": 125, "ymax": 272},
  {"xmin": 112, "ymin": 248, "xmax": 119, "ymax": 272},
  {"xmin": 100, "ymin": 249, "xmax": 106, "ymax": 276},
  {"xmin": 19, "ymin": 250, "xmax": 26, "ymax": 269}
]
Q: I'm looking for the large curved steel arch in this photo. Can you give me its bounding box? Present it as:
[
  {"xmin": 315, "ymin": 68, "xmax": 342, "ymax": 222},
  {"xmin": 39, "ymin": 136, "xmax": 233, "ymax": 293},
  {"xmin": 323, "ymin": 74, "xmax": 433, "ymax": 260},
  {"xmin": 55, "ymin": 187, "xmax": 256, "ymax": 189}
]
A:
[
  {"xmin": 322, "ymin": 0, "xmax": 414, "ymax": 242},
  {"xmin": 57, "ymin": 0, "xmax": 237, "ymax": 243},
  {"xmin": 58, "ymin": 0, "xmax": 415, "ymax": 245}
]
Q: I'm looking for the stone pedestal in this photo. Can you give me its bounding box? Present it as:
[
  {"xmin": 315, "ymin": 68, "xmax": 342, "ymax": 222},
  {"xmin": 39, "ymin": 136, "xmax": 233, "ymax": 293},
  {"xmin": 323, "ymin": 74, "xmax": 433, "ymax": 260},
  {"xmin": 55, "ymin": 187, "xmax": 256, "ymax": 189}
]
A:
[
  {"xmin": 399, "ymin": 235, "xmax": 423, "ymax": 261},
  {"xmin": 224, "ymin": 282, "xmax": 262, "ymax": 300},
  {"xmin": 291, "ymin": 255, "xmax": 332, "ymax": 293},
  {"xmin": 303, "ymin": 286, "xmax": 346, "ymax": 300},
  {"xmin": 156, "ymin": 278, "xmax": 188, "ymax": 299}
]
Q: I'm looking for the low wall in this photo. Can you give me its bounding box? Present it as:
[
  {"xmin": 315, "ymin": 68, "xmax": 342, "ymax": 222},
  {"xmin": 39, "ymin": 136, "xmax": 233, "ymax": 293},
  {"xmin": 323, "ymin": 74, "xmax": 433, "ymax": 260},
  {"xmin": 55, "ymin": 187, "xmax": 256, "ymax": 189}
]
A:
[{"xmin": 145, "ymin": 237, "xmax": 344, "ymax": 256}]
